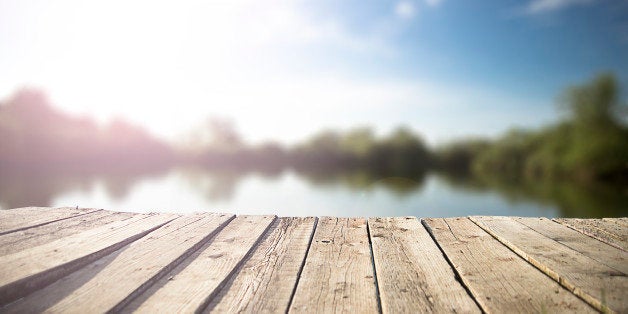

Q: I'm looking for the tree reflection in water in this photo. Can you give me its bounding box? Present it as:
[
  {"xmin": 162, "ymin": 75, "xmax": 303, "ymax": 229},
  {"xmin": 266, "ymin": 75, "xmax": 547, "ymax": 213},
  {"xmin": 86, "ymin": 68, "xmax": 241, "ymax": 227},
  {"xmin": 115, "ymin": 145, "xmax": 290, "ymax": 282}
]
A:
[{"xmin": 2, "ymin": 165, "xmax": 625, "ymax": 218}]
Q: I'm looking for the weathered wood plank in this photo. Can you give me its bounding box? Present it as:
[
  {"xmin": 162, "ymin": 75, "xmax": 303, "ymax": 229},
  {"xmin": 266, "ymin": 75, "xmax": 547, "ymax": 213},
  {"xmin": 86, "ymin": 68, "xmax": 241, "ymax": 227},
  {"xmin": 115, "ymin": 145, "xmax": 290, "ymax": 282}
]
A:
[
  {"xmin": 554, "ymin": 218, "xmax": 628, "ymax": 252},
  {"xmin": 2, "ymin": 213, "xmax": 234, "ymax": 313},
  {"xmin": 516, "ymin": 217, "xmax": 627, "ymax": 274},
  {"xmin": 472, "ymin": 216, "xmax": 627, "ymax": 313},
  {"xmin": 205, "ymin": 217, "xmax": 317, "ymax": 313},
  {"xmin": 604, "ymin": 217, "xmax": 628, "ymax": 227},
  {"xmin": 423, "ymin": 217, "xmax": 595, "ymax": 313},
  {"xmin": 602, "ymin": 217, "xmax": 628, "ymax": 227},
  {"xmin": 127, "ymin": 215, "xmax": 276, "ymax": 313},
  {"xmin": 0, "ymin": 207, "xmax": 101, "ymax": 235},
  {"xmin": 0, "ymin": 213, "xmax": 176, "ymax": 305},
  {"xmin": 289, "ymin": 217, "xmax": 378, "ymax": 314},
  {"xmin": 0, "ymin": 207, "xmax": 622, "ymax": 313},
  {"xmin": 0, "ymin": 210, "xmax": 136, "ymax": 257},
  {"xmin": 369, "ymin": 217, "xmax": 480, "ymax": 313}
]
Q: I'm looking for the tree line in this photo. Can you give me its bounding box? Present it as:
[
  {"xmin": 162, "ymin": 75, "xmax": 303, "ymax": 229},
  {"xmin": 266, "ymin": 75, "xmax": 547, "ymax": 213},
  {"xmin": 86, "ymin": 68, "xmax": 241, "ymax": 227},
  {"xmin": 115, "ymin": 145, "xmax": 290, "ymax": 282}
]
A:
[
  {"xmin": 1, "ymin": 73, "xmax": 626, "ymax": 184},
  {"xmin": 436, "ymin": 73, "xmax": 628, "ymax": 183}
]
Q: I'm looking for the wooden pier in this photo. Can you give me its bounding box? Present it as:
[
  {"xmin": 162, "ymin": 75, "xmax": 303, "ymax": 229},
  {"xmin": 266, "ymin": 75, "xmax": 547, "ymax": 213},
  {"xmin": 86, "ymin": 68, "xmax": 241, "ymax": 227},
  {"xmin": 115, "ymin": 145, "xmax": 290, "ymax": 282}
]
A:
[{"xmin": 0, "ymin": 207, "xmax": 625, "ymax": 313}]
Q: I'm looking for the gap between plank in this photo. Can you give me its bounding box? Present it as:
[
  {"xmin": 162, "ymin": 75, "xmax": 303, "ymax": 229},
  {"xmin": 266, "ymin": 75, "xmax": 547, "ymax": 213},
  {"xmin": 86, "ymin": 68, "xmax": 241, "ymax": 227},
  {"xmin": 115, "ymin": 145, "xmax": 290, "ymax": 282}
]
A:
[
  {"xmin": 514, "ymin": 218, "xmax": 625, "ymax": 274},
  {"xmin": 0, "ymin": 209, "xmax": 103, "ymax": 236},
  {"xmin": 0, "ymin": 215, "xmax": 176, "ymax": 306},
  {"xmin": 551, "ymin": 218, "xmax": 627, "ymax": 253},
  {"xmin": 201, "ymin": 217, "xmax": 282, "ymax": 313},
  {"xmin": 468, "ymin": 216, "xmax": 610, "ymax": 313},
  {"xmin": 196, "ymin": 216, "xmax": 278, "ymax": 313},
  {"xmin": 110, "ymin": 214, "xmax": 236, "ymax": 313},
  {"xmin": 366, "ymin": 218, "xmax": 383, "ymax": 314},
  {"xmin": 286, "ymin": 217, "xmax": 318, "ymax": 314},
  {"xmin": 420, "ymin": 218, "xmax": 487, "ymax": 314}
]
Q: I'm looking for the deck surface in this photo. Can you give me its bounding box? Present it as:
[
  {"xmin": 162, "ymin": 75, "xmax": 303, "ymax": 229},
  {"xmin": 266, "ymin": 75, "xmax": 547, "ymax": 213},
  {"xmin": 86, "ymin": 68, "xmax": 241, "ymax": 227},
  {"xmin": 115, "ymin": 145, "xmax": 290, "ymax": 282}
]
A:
[{"xmin": 0, "ymin": 208, "xmax": 626, "ymax": 313}]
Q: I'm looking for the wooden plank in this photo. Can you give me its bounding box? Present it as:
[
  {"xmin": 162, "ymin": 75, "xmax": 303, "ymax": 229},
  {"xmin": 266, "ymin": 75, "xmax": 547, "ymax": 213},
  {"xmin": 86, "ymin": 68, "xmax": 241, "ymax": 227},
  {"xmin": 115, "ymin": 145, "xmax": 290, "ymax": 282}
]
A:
[
  {"xmin": 472, "ymin": 216, "xmax": 627, "ymax": 313},
  {"xmin": 423, "ymin": 217, "xmax": 595, "ymax": 313},
  {"xmin": 289, "ymin": 217, "xmax": 379, "ymax": 314},
  {"xmin": 0, "ymin": 210, "xmax": 137, "ymax": 257},
  {"xmin": 554, "ymin": 218, "xmax": 628, "ymax": 252},
  {"xmin": 0, "ymin": 207, "xmax": 101, "ymax": 235},
  {"xmin": 126, "ymin": 215, "xmax": 276, "ymax": 313},
  {"xmin": 369, "ymin": 217, "xmax": 480, "ymax": 313},
  {"xmin": 0, "ymin": 213, "xmax": 176, "ymax": 305},
  {"xmin": 604, "ymin": 217, "xmax": 628, "ymax": 226},
  {"xmin": 205, "ymin": 217, "xmax": 317, "ymax": 313},
  {"xmin": 516, "ymin": 217, "xmax": 627, "ymax": 274},
  {"xmin": 3, "ymin": 213, "xmax": 235, "ymax": 313}
]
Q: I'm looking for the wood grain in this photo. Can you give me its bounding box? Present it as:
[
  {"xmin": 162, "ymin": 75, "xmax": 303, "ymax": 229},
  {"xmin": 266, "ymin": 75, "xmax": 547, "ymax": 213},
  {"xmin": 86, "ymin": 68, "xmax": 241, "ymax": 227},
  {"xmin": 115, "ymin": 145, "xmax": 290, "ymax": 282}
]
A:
[
  {"xmin": 0, "ymin": 210, "xmax": 136, "ymax": 257},
  {"xmin": 516, "ymin": 217, "xmax": 627, "ymax": 274},
  {"xmin": 423, "ymin": 217, "xmax": 595, "ymax": 313},
  {"xmin": 127, "ymin": 215, "xmax": 276, "ymax": 313},
  {"xmin": 205, "ymin": 217, "xmax": 316, "ymax": 313},
  {"xmin": 554, "ymin": 217, "xmax": 628, "ymax": 252},
  {"xmin": 0, "ymin": 213, "xmax": 175, "ymax": 305},
  {"xmin": 2, "ymin": 213, "xmax": 234, "ymax": 313},
  {"xmin": 369, "ymin": 217, "xmax": 480, "ymax": 313},
  {"xmin": 289, "ymin": 217, "xmax": 378, "ymax": 314},
  {"xmin": 604, "ymin": 218, "xmax": 628, "ymax": 227},
  {"xmin": 0, "ymin": 207, "xmax": 101, "ymax": 235},
  {"xmin": 0, "ymin": 207, "xmax": 623, "ymax": 313},
  {"xmin": 472, "ymin": 216, "xmax": 627, "ymax": 313}
]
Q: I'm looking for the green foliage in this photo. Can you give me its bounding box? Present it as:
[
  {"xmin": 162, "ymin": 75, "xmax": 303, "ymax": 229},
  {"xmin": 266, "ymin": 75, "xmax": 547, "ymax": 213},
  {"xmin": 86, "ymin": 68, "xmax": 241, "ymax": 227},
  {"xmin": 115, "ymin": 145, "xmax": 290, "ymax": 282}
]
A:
[
  {"xmin": 340, "ymin": 127, "xmax": 376, "ymax": 157},
  {"xmin": 470, "ymin": 73, "xmax": 628, "ymax": 182},
  {"xmin": 561, "ymin": 73, "xmax": 620, "ymax": 128},
  {"xmin": 370, "ymin": 126, "xmax": 431, "ymax": 175},
  {"xmin": 434, "ymin": 139, "xmax": 491, "ymax": 174},
  {"xmin": 522, "ymin": 123, "xmax": 572, "ymax": 179},
  {"xmin": 3, "ymin": 73, "xmax": 624, "ymax": 185},
  {"xmin": 190, "ymin": 72, "xmax": 628, "ymax": 183},
  {"xmin": 472, "ymin": 129, "xmax": 537, "ymax": 177},
  {"xmin": 291, "ymin": 126, "xmax": 431, "ymax": 176}
]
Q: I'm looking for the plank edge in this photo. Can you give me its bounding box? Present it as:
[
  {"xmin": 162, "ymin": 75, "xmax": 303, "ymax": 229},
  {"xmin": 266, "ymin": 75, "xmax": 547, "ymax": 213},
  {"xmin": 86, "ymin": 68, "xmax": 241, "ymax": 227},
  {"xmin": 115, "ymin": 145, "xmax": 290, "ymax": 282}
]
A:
[
  {"xmin": 195, "ymin": 215, "xmax": 278, "ymax": 313},
  {"xmin": 551, "ymin": 218, "xmax": 627, "ymax": 253},
  {"xmin": 420, "ymin": 218, "xmax": 486, "ymax": 313},
  {"xmin": 0, "ymin": 208, "xmax": 103, "ymax": 236},
  {"xmin": 111, "ymin": 214, "xmax": 237, "ymax": 313},
  {"xmin": 468, "ymin": 216, "xmax": 609, "ymax": 313},
  {"xmin": 0, "ymin": 216, "xmax": 175, "ymax": 306}
]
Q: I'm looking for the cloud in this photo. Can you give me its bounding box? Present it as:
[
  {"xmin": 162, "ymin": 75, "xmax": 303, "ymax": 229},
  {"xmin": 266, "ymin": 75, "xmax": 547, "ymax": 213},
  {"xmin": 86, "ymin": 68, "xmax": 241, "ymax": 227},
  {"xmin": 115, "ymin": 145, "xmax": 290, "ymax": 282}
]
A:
[
  {"xmin": 223, "ymin": 1, "xmax": 396, "ymax": 56},
  {"xmin": 425, "ymin": 0, "xmax": 444, "ymax": 8},
  {"xmin": 394, "ymin": 0, "xmax": 442, "ymax": 20},
  {"xmin": 5, "ymin": 0, "xmax": 554, "ymax": 146},
  {"xmin": 524, "ymin": 0, "xmax": 595, "ymax": 14},
  {"xmin": 395, "ymin": 1, "xmax": 417, "ymax": 19}
]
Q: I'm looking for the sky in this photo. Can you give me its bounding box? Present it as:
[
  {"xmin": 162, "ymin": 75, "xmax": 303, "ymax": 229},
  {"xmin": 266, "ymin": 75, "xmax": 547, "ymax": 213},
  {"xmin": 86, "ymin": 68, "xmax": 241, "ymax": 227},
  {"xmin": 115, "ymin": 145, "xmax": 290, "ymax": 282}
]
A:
[{"xmin": 1, "ymin": 0, "xmax": 626, "ymax": 145}]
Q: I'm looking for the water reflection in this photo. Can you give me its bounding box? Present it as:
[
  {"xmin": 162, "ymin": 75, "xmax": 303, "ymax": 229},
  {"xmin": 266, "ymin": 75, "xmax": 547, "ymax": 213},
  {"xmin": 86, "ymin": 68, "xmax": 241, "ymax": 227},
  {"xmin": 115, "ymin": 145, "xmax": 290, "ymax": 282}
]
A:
[
  {"xmin": 437, "ymin": 172, "xmax": 628, "ymax": 218},
  {"xmin": 1, "ymin": 166, "xmax": 625, "ymax": 218},
  {"xmin": 2, "ymin": 78, "xmax": 626, "ymax": 217},
  {"xmin": 294, "ymin": 168, "xmax": 426, "ymax": 197},
  {"xmin": 0, "ymin": 166, "xmax": 170, "ymax": 210},
  {"xmin": 182, "ymin": 168, "xmax": 257, "ymax": 202}
]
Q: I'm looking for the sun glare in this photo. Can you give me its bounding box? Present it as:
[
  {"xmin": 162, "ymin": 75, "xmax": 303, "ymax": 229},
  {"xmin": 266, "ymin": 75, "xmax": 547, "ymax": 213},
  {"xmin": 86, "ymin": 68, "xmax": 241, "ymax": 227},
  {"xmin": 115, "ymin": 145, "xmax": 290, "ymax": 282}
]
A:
[{"xmin": 2, "ymin": 0, "xmax": 316, "ymax": 142}]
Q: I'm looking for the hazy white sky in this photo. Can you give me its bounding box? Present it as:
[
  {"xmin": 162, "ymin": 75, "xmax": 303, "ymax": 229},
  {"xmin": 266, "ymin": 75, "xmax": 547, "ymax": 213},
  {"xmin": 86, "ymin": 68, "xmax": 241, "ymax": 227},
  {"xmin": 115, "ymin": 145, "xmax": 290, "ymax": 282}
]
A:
[{"xmin": 1, "ymin": 0, "xmax": 624, "ymax": 144}]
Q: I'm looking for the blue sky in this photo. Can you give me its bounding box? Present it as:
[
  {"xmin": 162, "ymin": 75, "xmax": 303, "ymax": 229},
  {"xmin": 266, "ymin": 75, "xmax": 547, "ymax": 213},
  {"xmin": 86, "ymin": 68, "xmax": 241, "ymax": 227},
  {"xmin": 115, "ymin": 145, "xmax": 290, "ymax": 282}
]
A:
[{"xmin": 0, "ymin": 0, "xmax": 626, "ymax": 145}]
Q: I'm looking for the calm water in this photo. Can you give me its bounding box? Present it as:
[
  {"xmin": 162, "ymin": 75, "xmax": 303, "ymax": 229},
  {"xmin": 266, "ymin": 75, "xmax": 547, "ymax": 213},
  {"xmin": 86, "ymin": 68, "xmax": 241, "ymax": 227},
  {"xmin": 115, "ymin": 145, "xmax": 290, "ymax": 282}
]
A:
[{"xmin": 0, "ymin": 167, "xmax": 626, "ymax": 217}]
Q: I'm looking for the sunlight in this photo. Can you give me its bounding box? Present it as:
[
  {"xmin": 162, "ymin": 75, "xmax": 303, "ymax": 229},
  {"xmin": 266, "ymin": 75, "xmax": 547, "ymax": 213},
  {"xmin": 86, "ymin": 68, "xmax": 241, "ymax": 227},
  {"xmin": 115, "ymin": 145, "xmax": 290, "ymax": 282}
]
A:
[
  {"xmin": 1, "ymin": 0, "xmax": 626, "ymax": 219},
  {"xmin": 5, "ymin": 0, "xmax": 317, "ymax": 140},
  {"xmin": 1, "ymin": 0, "xmax": 568, "ymax": 144}
]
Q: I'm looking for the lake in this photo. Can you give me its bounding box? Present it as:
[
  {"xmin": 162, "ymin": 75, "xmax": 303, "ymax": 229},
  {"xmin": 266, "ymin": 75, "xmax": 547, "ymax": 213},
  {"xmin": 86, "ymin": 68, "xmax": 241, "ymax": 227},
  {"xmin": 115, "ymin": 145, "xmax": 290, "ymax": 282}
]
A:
[{"xmin": 0, "ymin": 166, "xmax": 626, "ymax": 217}]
